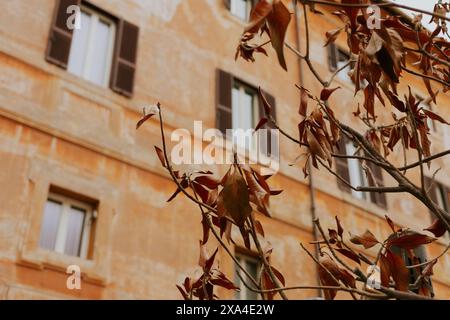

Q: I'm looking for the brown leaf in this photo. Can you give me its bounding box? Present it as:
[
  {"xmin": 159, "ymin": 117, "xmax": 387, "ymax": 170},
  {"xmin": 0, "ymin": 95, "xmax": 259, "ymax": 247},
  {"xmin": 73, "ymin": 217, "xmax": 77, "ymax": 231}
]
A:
[
  {"xmin": 245, "ymin": 0, "xmax": 273, "ymax": 34},
  {"xmin": 299, "ymin": 86, "xmax": 309, "ymax": 117},
  {"xmin": 136, "ymin": 112, "xmax": 155, "ymax": 130},
  {"xmin": 154, "ymin": 146, "xmax": 167, "ymax": 168},
  {"xmin": 266, "ymin": 0, "xmax": 291, "ymax": 71},
  {"xmin": 423, "ymin": 109, "xmax": 449, "ymax": 125},
  {"xmin": 338, "ymin": 268, "xmax": 356, "ymax": 288},
  {"xmin": 320, "ymin": 87, "xmax": 341, "ymax": 101},
  {"xmin": 324, "ymin": 28, "xmax": 341, "ymax": 47},
  {"xmin": 194, "ymin": 175, "xmax": 221, "ymax": 190},
  {"xmin": 176, "ymin": 285, "xmax": 190, "ymax": 300},
  {"xmin": 218, "ymin": 167, "xmax": 252, "ymax": 227},
  {"xmin": 379, "ymin": 254, "xmax": 391, "ymax": 288},
  {"xmin": 424, "ymin": 219, "xmax": 447, "ymax": 238},
  {"xmin": 387, "ymin": 231, "xmax": 436, "ymax": 250},
  {"xmin": 255, "ymin": 118, "xmax": 268, "ymax": 132},
  {"xmin": 385, "ymin": 215, "xmax": 396, "ymax": 233},
  {"xmin": 336, "ymin": 248, "xmax": 361, "ymax": 265},
  {"xmin": 386, "ymin": 249, "xmax": 409, "ymax": 291},
  {"xmin": 350, "ymin": 230, "xmax": 379, "ymax": 249},
  {"xmin": 318, "ymin": 257, "xmax": 340, "ymax": 300},
  {"xmin": 335, "ymin": 216, "xmax": 344, "ymax": 237}
]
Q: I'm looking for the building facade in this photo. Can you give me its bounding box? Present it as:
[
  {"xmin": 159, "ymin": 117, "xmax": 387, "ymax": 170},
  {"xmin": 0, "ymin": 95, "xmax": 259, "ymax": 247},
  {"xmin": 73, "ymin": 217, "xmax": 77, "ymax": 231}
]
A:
[{"xmin": 0, "ymin": 0, "xmax": 449, "ymax": 299}]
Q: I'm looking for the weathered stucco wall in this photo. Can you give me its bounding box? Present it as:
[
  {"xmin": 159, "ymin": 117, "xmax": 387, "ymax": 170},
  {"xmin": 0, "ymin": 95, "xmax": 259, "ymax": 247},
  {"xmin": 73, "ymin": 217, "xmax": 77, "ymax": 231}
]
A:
[{"xmin": 0, "ymin": 0, "xmax": 448, "ymax": 299}]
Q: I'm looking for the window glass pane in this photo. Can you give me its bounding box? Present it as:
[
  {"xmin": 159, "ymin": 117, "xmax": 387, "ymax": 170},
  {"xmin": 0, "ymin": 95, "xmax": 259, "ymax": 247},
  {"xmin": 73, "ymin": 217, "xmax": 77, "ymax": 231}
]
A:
[
  {"xmin": 68, "ymin": 11, "xmax": 92, "ymax": 77},
  {"xmin": 337, "ymin": 50, "xmax": 351, "ymax": 82},
  {"xmin": 64, "ymin": 207, "xmax": 86, "ymax": 257},
  {"xmin": 346, "ymin": 143, "xmax": 366, "ymax": 200},
  {"xmin": 232, "ymin": 86, "xmax": 255, "ymax": 149},
  {"xmin": 39, "ymin": 200, "xmax": 63, "ymax": 251},
  {"xmin": 88, "ymin": 19, "xmax": 112, "ymax": 85},
  {"xmin": 235, "ymin": 255, "xmax": 260, "ymax": 300},
  {"xmin": 231, "ymin": 0, "xmax": 248, "ymax": 20}
]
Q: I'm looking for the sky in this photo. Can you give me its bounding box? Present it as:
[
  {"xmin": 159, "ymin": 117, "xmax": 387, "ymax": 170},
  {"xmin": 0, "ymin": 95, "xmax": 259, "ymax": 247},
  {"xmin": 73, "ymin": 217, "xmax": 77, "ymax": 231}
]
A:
[{"xmin": 391, "ymin": 0, "xmax": 439, "ymax": 30}]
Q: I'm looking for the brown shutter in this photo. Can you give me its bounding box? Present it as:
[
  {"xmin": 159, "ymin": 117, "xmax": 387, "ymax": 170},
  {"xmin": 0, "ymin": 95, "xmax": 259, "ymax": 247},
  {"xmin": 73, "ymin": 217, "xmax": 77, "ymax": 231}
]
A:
[
  {"xmin": 368, "ymin": 160, "xmax": 387, "ymax": 209},
  {"xmin": 46, "ymin": 0, "xmax": 81, "ymax": 68},
  {"xmin": 110, "ymin": 19, "xmax": 139, "ymax": 97},
  {"xmin": 335, "ymin": 138, "xmax": 351, "ymax": 193},
  {"xmin": 216, "ymin": 69, "xmax": 233, "ymax": 136},
  {"xmin": 258, "ymin": 91, "xmax": 277, "ymax": 156},
  {"xmin": 328, "ymin": 43, "xmax": 338, "ymax": 72}
]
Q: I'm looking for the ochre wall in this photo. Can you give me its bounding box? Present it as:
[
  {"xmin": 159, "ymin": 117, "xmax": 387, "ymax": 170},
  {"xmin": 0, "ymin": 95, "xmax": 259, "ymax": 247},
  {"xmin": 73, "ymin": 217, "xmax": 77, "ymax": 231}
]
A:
[{"xmin": 0, "ymin": 0, "xmax": 448, "ymax": 299}]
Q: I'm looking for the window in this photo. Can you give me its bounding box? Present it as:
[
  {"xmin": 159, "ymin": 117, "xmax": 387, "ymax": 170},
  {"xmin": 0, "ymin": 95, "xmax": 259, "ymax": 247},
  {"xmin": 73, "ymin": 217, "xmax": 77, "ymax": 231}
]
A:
[
  {"xmin": 235, "ymin": 253, "xmax": 261, "ymax": 300},
  {"xmin": 335, "ymin": 138, "xmax": 387, "ymax": 208},
  {"xmin": 344, "ymin": 142, "xmax": 369, "ymax": 200},
  {"xmin": 229, "ymin": 0, "xmax": 255, "ymax": 21},
  {"xmin": 328, "ymin": 44, "xmax": 360, "ymax": 84},
  {"xmin": 39, "ymin": 192, "xmax": 96, "ymax": 259},
  {"xmin": 424, "ymin": 177, "xmax": 449, "ymax": 238},
  {"xmin": 46, "ymin": 0, "xmax": 139, "ymax": 97},
  {"xmin": 216, "ymin": 69, "xmax": 278, "ymax": 158},
  {"xmin": 67, "ymin": 7, "xmax": 116, "ymax": 87},
  {"xmin": 390, "ymin": 245, "xmax": 434, "ymax": 297}
]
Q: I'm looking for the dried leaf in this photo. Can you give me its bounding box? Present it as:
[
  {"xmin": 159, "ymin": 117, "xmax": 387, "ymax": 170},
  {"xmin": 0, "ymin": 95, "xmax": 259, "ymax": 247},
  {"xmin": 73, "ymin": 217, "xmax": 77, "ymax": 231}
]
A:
[
  {"xmin": 154, "ymin": 146, "xmax": 167, "ymax": 168},
  {"xmin": 386, "ymin": 249, "xmax": 409, "ymax": 291},
  {"xmin": 350, "ymin": 230, "xmax": 379, "ymax": 249},
  {"xmin": 324, "ymin": 28, "xmax": 341, "ymax": 47},
  {"xmin": 136, "ymin": 112, "xmax": 155, "ymax": 130},
  {"xmin": 336, "ymin": 248, "xmax": 361, "ymax": 265},
  {"xmin": 266, "ymin": 0, "xmax": 291, "ymax": 71},
  {"xmin": 255, "ymin": 117, "xmax": 268, "ymax": 132},
  {"xmin": 424, "ymin": 219, "xmax": 447, "ymax": 238},
  {"xmin": 218, "ymin": 167, "xmax": 252, "ymax": 227},
  {"xmin": 387, "ymin": 231, "xmax": 436, "ymax": 250},
  {"xmin": 320, "ymin": 87, "xmax": 341, "ymax": 101},
  {"xmin": 335, "ymin": 216, "xmax": 344, "ymax": 237},
  {"xmin": 245, "ymin": 0, "xmax": 273, "ymax": 34},
  {"xmin": 299, "ymin": 86, "xmax": 309, "ymax": 117},
  {"xmin": 423, "ymin": 109, "xmax": 449, "ymax": 124}
]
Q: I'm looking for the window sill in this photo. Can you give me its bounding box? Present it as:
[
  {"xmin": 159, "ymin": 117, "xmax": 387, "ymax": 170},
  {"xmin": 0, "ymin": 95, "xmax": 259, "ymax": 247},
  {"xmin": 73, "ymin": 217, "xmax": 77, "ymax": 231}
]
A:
[
  {"xmin": 338, "ymin": 189, "xmax": 388, "ymax": 218},
  {"xmin": 17, "ymin": 248, "xmax": 107, "ymax": 286}
]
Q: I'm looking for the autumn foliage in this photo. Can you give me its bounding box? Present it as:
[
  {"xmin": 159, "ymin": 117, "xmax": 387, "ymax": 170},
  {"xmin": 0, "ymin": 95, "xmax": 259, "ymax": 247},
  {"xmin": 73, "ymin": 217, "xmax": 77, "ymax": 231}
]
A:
[{"xmin": 138, "ymin": 0, "xmax": 450, "ymax": 300}]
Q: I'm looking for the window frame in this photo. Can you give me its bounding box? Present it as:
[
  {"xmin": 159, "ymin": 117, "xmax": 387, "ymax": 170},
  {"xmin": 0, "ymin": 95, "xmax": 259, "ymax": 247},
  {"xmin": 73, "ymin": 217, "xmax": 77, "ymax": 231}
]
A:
[
  {"xmin": 39, "ymin": 192, "xmax": 95, "ymax": 259},
  {"xmin": 67, "ymin": 4, "xmax": 117, "ymax": 87},
  {"xmin": 235, "ymin": 252, "xmax": 261, "ymax": 300}
]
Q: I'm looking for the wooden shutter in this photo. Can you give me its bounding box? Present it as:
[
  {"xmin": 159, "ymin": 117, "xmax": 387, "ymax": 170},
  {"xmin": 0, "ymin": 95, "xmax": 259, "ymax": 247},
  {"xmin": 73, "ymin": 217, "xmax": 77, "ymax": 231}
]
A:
[
  {"xmin": 216, "ymin": 69, "xmax": 233, "ymax": 136},
  {"xmin": 328, "ymin": 43, "xmax": 338, "ymax": 72},
  {"xmin": 46, "ymin": 0, "xmax": 81, "ymax": 68},
  {"xmin": 258, "ymin": 91, "xmax": 277, "ymax": 156},
  {"xmin": 368, "ymin": 160, "xmax": 387, "ymax": 208},
  {"xmin": 110, "ymin": 19, "xmax": 139, "ymax": 97},
  {"xmin": 335, "ymin": 138, "xmax": 351, "ymax": 193}
]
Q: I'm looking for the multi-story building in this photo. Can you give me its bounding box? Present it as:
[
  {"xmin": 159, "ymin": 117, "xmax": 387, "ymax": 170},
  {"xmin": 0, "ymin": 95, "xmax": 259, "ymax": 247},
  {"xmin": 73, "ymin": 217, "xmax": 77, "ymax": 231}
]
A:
[{"xmin": 0, "ymin": 0, "xmax": 448, "ymax": 299}]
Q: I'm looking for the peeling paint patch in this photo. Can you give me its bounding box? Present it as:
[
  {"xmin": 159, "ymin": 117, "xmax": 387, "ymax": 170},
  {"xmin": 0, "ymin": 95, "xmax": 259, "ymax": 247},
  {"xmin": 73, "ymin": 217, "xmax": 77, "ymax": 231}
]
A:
[{"xmin": 137, "ymin": 0, "xmax": 182, "ymax": 22}]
